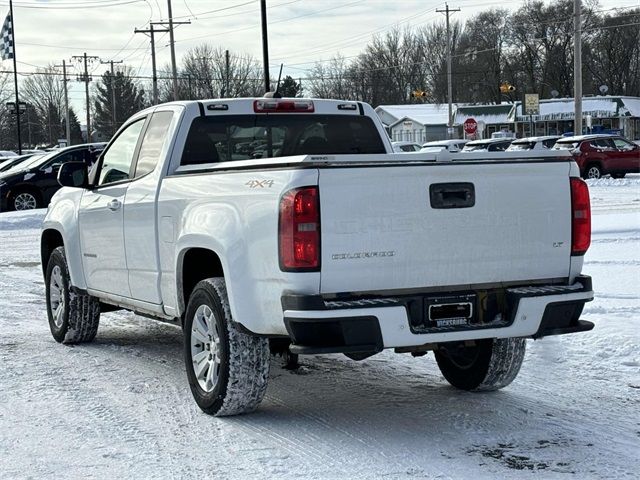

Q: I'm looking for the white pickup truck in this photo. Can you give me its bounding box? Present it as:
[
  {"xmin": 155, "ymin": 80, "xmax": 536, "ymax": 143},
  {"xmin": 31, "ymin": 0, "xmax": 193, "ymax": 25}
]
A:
[{"xmin": 41, "ymin": 97, "xmax": 594, "ymax": 416}]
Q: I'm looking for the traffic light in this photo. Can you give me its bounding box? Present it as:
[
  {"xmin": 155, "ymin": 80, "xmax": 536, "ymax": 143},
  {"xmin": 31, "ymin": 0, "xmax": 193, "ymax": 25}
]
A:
[
  {"xmin": 500, "ymin": 82, "xmax": 515, "ymax": 93},
  {"xmin": 411, "ymin": 89, "xmax": 429, "ymax": 98}
]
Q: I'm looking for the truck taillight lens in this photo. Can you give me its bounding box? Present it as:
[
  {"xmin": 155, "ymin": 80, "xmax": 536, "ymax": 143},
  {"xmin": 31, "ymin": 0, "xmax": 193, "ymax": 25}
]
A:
[
  {"xmin": 570, "ymin": 177, "xmax": 591, "ymax": 256},
  {"xmin": 279, "ymin": 187, "xmax": 320, "ymax": 271}
]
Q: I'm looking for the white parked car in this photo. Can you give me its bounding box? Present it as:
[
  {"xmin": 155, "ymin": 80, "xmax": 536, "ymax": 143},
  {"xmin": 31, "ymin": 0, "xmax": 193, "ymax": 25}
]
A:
[
  {"xmin": 41, "ymin": 97, "xmax": 594, "ymax": 416},
  {"xmin": 421, "ymin": 139, "xmax": 468, "ymax": 153},
  {"xmin": 391, "ymin": 141, "xmax": 422, "ymax": 153},
  {"xmin": 462, "ymin": 138, "xmax": 513, "ymax": 152},
  {"xmin": 507, "ymin": 136, "xmax": 561, "ymax": 152}
]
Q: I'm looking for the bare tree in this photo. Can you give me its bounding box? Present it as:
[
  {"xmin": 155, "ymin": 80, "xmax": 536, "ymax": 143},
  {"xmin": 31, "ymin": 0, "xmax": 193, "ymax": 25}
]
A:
[
  {"xmin": 454, "ymin": 9, "xmax": 510, "ymax": 103},
  {"xmin": 586, "ymin": 8, "xmax": 640, "ymax": 96},
  {"xmin": 21, "ymin": 66, "xmax": 66, "ymax": 146},
  {"xmin": 308, "ymin": 55, "xmax": 354, "ymax": 100}
]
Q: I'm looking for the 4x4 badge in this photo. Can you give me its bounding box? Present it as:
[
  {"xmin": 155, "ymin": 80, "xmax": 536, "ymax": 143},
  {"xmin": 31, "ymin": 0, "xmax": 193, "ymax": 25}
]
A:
[{"xmin": 245, "ymin": 180, "xmax": 274, "ymax": 188}]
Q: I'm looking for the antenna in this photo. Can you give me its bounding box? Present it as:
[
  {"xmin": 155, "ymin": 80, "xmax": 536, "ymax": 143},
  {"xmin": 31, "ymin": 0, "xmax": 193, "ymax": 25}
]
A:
[
  {"xmin": 265, "ymin": 63, "xmax": 284, "ymax": 98},
  {"xmin": 275, "ymin": 63, "xmax": 284, "ymax": 96}
]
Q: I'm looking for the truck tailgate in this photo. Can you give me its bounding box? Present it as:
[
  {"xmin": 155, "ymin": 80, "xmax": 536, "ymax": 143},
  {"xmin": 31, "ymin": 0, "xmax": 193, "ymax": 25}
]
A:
[{"xmin": 319, "ymin": 161, "xmax": 572, "ymax": 293}]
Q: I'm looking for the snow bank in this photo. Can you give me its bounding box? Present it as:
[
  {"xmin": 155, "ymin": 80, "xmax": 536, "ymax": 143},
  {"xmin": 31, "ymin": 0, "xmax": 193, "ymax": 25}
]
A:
[{"xmin": 0, "ymin": 209, "xmax": 46, "ymax": 231}]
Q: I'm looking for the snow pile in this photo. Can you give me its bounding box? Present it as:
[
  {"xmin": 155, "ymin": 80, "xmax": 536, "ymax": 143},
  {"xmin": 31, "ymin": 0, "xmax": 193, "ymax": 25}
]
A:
[{"xmin": 0, "ymin": 208, "xmax": 45, "ymax": 231}]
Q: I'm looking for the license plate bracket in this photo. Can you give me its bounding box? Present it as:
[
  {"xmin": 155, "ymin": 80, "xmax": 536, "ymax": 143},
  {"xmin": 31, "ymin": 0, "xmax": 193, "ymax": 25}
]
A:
[{"xmin": 425, "ymin": 293, "xmax": 477, "ymax": 328}]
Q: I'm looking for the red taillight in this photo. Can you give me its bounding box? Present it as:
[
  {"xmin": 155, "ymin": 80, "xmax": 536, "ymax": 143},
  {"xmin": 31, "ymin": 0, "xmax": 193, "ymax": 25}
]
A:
[
  {"xmin": 253, "ymin": 99, "xmax": 314, "ymax": 113},
  {"xmin": 570, "ymin": 177, "xmax": 591, "ymax": 256},
  {"xmin": 279, "ymin": 187, "xmax": 320, "ymax": 271}
]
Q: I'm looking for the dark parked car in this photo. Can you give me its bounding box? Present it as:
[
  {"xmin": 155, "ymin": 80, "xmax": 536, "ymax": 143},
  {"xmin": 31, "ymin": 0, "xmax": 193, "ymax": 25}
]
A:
[
  {"xmin": 0, "ymin": 153, "xmax": 42, "ymax": 173},
  {"xmin": 0, "ymin": 143, "xmax": 106, "ymax": 211},
  {"xmin": 553, "ymin": 134, "xmax": 640, "ymax": 179}
]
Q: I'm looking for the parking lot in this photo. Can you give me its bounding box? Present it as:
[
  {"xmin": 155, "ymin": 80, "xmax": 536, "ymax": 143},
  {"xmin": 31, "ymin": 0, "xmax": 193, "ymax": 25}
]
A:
[{"xmin": 0, "ymin": 177, "xmax": 638, "ymax": 479}]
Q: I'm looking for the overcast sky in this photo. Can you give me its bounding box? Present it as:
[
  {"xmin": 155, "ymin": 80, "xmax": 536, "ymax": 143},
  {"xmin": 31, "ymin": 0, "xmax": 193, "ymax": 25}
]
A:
[{"xmin": 0, "ymin": 0, "xmax": 633, "ymax": 119}]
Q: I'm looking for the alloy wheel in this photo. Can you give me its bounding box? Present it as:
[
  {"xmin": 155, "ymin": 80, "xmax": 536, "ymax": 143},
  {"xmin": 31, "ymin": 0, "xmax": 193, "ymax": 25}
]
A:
[
  {"xmin": 49, "ymin": 265, "xmax": 65, "ymax": 329},
  {"xmin": 14, "ymin": 192, "xmax": 37, "ymax": 210},
  {"xmin": 190, "ymin": 304, "xmax": 222, "ymax": 393},
  {"xmin": 587, "ymin": 166, "xmax": 601, "ymax": 179}
]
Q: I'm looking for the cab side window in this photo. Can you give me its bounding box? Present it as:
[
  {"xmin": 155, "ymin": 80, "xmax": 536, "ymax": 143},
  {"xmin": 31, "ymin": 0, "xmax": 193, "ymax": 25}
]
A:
[
  {"xmin": 98, "ymin": 120, "xmax": 145, "ymax": 186},
  {"xmin": 135, "ymin": 111, "xmax": 174, "ymax": 178}
]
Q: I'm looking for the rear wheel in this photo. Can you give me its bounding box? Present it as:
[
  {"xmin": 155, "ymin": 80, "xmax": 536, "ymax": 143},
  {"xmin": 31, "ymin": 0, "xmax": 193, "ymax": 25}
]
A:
[
  {"xmin": 434, "ymin": 338, "xmax": 526, "ymax": 391},
  {"xmin": 611, "ymin": 173, "xmax": 626, "ymax": 179},
  {"xmin": 583, "ymin": 164, "xmax": 602, "ymax": 180},
  {"xmin": 183, "ymin": 278, "xmax": 270, "ymax": 416},
  {"xmin": 12, "ymin": 190, "xmax": 40, "ymax": 210}
]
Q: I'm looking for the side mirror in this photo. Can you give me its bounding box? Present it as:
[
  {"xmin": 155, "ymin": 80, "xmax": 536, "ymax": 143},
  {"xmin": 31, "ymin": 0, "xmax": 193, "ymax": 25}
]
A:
[{"xmin": 58, "ymin": 161, "xmax": 88, "ymax": 188}]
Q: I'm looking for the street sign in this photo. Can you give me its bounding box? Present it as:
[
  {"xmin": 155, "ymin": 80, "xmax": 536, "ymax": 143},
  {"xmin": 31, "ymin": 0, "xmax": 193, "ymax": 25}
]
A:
[
  {"xmin": 463, "ymin": 117, "xmax": 477, "ymax": 135},
  {"xmin": 524, "ymin": 93, "xmax": 539, "ymax": 115},
  {"xmin": 6, "ymin": 101, "xmax": 27, "ymax": 115}
]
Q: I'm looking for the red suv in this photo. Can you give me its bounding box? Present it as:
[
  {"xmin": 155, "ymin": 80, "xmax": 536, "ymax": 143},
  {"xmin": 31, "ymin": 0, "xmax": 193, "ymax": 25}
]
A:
[{"xmin": 553, "ymin": 135, "xmax": 640, "ymax": 179}]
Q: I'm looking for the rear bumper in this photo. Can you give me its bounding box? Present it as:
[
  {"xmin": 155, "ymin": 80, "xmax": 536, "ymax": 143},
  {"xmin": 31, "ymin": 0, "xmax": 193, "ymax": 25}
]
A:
[{"xmin": 282, "ymin": 276, "xmax": 594, "ymax": 355}]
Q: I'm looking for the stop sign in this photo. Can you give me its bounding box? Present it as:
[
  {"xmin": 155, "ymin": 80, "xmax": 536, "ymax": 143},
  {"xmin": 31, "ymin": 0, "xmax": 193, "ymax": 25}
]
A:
[{"xmin": 463, "ymin": 117, "xmax": 477, "ymax": 135}]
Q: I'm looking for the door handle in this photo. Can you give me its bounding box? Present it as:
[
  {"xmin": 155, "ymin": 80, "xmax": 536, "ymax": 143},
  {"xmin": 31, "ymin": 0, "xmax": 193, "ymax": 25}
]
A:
[{"xmin": 107, "ymin": 199, "xmax": 121, "ymax": 211}]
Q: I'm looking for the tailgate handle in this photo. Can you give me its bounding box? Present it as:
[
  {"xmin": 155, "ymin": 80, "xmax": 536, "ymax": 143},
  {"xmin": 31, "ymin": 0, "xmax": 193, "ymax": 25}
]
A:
[{"xmin": 429, "ymin": 182, "xmax": 475, "ymax": 209}]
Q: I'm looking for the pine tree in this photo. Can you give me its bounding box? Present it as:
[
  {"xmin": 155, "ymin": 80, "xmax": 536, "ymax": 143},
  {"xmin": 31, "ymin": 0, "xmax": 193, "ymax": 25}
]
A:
[
  {"xmin": 94, "ymin": 69, "xmax": 147, "ymax": 138},
  {"xmin": 279, "ymin": 76, "xmax": 302, "ymax": 97},
  {"xmin": 67, "ymin": 107, "xmax": 83, "ymax": 145}
]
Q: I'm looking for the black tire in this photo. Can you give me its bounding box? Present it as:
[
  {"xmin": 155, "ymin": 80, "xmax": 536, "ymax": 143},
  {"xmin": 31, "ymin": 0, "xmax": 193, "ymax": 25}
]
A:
[
  {"xmin": 611, "ymin": 173, "xmax": 626, "ymax": 179},
  {"xmin": 434, "ymin": 337, "xmax": 526, "ymax": 391},
  {"xmin": 45, "ymin": 246, "xmax": 100, "ymax": 344},
  {"xmin": 183, "ymin": 278, "xmax": 270, "ymax": 416},
  {"xmin": 583, "ymin": 164, "xmax": 602, "ymax": 180},
  {"xmin": 11, "ymin": 189, "xmax": 41, "ymax": 211}
]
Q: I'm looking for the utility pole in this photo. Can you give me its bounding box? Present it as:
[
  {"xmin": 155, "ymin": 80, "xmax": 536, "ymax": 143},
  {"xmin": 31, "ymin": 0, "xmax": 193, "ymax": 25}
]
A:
[
  {"xmin": 153, "ymin": 13, "xmax": 190, "ymax": 101},
  {"xmin": 437, "ymin": 3, "xmax": 460, "ymax": 139},
  {"xmin": 72, "ymin": 53, "xmax": 100, "ymax": 143},
  {"xmin": 135, "ymin": 24, "xmax": 170, "ymax": 105},
  {"xmin": 225, "ymin": 49, "xmax": 230, "ymax": 98},
  {"xmin": 101, "ymin": 59, "xmax": 124, "ymax": 135},
  {"xmin": 54, "ymin": 60, "xmax": 71, "ymax": 146},
  {"xmin": 9, "ymin": 0, "xmax": 22, "ymax": 154},
  {"xmin": 260, "ymin": 0, "xmax": 270, "ymax": 93},
  {"xmin": 573, "ymin": 0, "xmax": 582, "ymax": 135}
]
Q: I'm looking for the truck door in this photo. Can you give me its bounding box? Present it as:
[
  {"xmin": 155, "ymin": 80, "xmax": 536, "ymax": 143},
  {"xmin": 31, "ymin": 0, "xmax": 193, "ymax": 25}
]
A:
[
  {"xmin": 123, "ymin": 110, "xmax": 175, "ymax": 304},
  {"xmin": 79, "ymin": 119, "xmax": 147, "ymax": 297}
]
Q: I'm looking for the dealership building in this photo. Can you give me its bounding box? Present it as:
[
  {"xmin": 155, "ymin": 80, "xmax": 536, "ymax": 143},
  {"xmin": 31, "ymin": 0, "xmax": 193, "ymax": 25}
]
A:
[{"xmin": 376, "ymin": 96, "xmax": 640, "ymax": 142}]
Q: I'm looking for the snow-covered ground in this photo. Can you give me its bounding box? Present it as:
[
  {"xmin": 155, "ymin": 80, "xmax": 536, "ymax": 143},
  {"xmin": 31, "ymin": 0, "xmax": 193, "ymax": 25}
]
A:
[{"xmin": 0, "ymin": 178, "xmax": 638, "ymax": 479}]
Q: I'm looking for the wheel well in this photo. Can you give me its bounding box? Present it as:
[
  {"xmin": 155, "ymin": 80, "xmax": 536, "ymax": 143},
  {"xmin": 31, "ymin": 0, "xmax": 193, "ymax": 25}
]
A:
[
  {"xmin": 586, "ymin": 161, "xmax": 603, "ymax": 170},
  {"xmin": 41, "ymin": 229, "xmax": 64, "ymax": 275},
  {"xmin": 11, "ymin": 184, "xmax": 42, "ymax": 198},
  {"xmin": 180, "ymin": 248, "xmax": 224, "ymax": 311}
]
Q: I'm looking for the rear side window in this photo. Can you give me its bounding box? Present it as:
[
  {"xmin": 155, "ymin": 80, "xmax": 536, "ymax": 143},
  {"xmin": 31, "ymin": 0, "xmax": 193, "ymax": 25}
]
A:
[
  {"xmin": 590, "ymin": 139, "xmax": 615, "ymax": 150},
  {"xmin": 554, "ymin": 142, "xmax": 579, "ymax": 150},
  {"xmin": 181, "ymin": 114, "xmax": 386, "ymax": 165},
  {"xmin": 135, "ymin": 111, "xmax": 174, "ymax": 178},
  {"xmin": 542, "ymin": 139, "xmax": 557, "ymax": 149},
  {"xmin": 508, "ymin": 142, "xmax": 534, "ymax": 151}
]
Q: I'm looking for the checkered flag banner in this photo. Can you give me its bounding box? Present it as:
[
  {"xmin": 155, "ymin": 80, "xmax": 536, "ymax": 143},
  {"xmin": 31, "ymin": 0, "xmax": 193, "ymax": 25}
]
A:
[{"xmin": 1, "ymin": 11, "xmax": 13, "ymax": 60}]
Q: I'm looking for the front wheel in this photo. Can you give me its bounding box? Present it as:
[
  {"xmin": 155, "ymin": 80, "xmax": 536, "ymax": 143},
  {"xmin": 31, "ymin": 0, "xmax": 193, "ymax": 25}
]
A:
[
  {"xmin": 434, "ymin": 338, "xmax": 526, "ymax": 391},
  {"xmin": 183, "ymin": 278, "xmax": 270, "ymax": 416},
  {"xmin": 45, "ymin": 246, "xmax": 100, "ymax": 344},
  {"xmin": 583, "ymin": 164, "xmax": 602, "ymax": 180},
  {"xmin": 611, "ymin": 173, "xmax": 626, "ymax": 179},
  {"xmin": 12, "ymin": 190, "xmax": 40, "ymax": 210}
]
